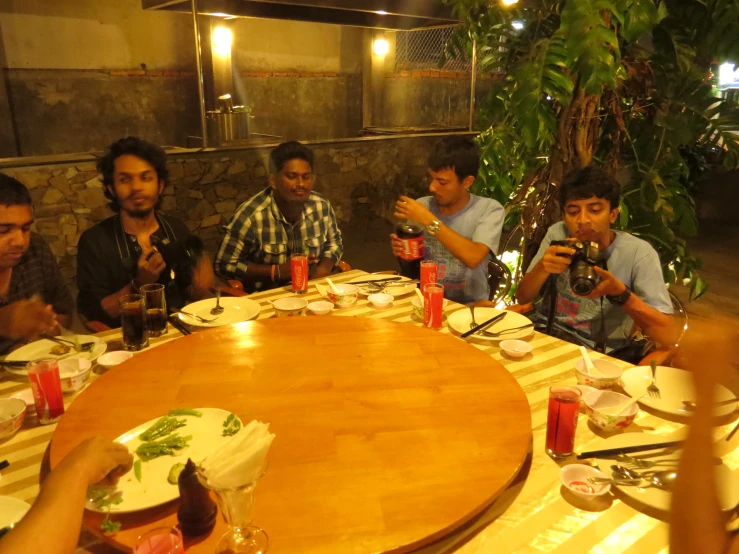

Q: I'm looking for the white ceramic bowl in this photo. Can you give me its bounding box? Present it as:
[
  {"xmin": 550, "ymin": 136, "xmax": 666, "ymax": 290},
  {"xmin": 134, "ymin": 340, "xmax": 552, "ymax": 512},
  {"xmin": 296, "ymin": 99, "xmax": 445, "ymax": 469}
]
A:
[
  {"xmin": 367, "ymin": 293, "xmax": 393, "ymax": 308},
  {"xmin": 575, "ymin": 358, "xmax": 623, "ymax": 389},
  {"xmin": 582, "ymin": 390, "xmax": 639, "ymax": 431},
  {"xmin": 58, "ymin": 358, "xmax": 92, "ymax": 394},
  {"xmin": 307, "ymin": 301, "xmax": 334, "ymax": 316},
  {"xmin": 97, "ymin": 351, "xmax": 134, "ymax": 369},
  {"xmin": 410, "ymin": 296, "xmax": 450, "ymax": 319},
  {"xmin": 272, "ymin": 297, "xmax": 308, "ymax": 317},
  {"xmin": 0, "ymin": 398, "xmax": 26, "ymax": 440},
  {"xmin": 560, "ymin": 464, "xmax": 611, "ymax": 499},
  {"xmin": 500, "ymin": 339, "xmax": 533, "ymax": 358},
  {"xmin": 326, "ymin": 284, "xmax": 359, "ymax": 308}
]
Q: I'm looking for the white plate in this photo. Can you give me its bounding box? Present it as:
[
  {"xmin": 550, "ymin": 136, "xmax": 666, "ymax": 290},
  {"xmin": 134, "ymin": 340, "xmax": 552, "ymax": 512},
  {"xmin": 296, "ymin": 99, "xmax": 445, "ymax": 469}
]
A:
[
  {"xmin": 178, "ymin": 297, "xmax": 261, "ymax": 327},
  {"xmin": 621, "ymin": 366, "xmax": 736, "ymax": 417},
  {"xmin": 447, "ymin": 307, "xmax": 534, "ymax": 341},
  {"xmin": 87, "ymin": 408, "xmax": 239, "ymax": 513},
  {"xmin": 0, "ymin": 496, "xmax": 30, "ymax": 528},
  {"xmin": 4, "ymin": 335, "xmax": 107, "ymax": 376},
  {"xmin": 347, "ymin": 275, "xmax": 417, "ymax": 297},
  {"xmin": 594, "ymin": 433, "xmax": 739, "ymax": 512}
]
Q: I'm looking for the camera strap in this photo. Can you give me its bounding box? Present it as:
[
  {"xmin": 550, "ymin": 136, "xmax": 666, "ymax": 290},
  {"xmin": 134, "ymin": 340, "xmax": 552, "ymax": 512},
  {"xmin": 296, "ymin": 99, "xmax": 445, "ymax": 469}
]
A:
[{"xmin": 593, "ymin": 297, "xmax": 608, "ymax": 354}]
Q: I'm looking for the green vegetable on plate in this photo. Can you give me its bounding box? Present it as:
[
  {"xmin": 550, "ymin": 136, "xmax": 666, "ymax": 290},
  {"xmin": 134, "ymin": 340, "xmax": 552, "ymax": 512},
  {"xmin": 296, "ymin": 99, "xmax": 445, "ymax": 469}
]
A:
[
  {"xmin": 140, "ymin": 416, "xmax": 188, "ymax": 442},
  {"xmin": 168, "ymin": 462, "xmax": 186, "ymax": 485},
  {"xmin": 168, "ymin": 408, "xmax": 203, "ymax": 417},
  {"xmin": 136, "ymin": 433, "xmax": 192, "ymax": 461},
  {"xmin": 222, "ymin": 413, "xmax": 241, "ymax": 437},
  {"xmin": 134, "ymin": 459, "xmax": 142, "ymax": 483}
]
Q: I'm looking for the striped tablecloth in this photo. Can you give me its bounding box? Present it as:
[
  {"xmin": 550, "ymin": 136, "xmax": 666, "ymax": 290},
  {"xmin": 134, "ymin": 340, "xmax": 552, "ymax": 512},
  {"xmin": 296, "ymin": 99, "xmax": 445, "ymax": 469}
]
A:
[{"xmin": 1, "ymin": 269, "xmax": 737, "ymax": 553}]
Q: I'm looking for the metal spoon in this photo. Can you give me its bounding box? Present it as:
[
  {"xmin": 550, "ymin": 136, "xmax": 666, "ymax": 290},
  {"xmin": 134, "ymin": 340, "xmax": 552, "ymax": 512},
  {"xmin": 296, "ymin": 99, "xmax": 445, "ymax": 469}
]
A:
[
  {"xmin": 42, "ymin": 334, "xmax": 95, "ymax": 352},
  {"xmin": 682, "ymin": 398, "xmax": 739, "ymax": 410},
  {"xmin": 615, "ymin": 453, "xmax": 680, "ymax": 468},
  {"xmin": 210, "ymin": 289, "xmax": 225, "ymax": 316},
  {"xmin": 611, "ymin": 465, "xmax": 678, "ymax": 490}
]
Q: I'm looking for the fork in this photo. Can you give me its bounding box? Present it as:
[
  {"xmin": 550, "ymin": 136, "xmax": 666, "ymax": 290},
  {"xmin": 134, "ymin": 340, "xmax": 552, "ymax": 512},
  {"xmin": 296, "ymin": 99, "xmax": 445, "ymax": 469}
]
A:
[
  {"xmin": 178, "ymin": 310, "xmax": 219, "ymax": 323},
  {"xmin": 484, "ymin": 324, "xmax": 535, "ymax": 338},
  {"xmin": 468, "ymin": 304, "xmax": 496, "ymax": 337},
  {"xmin": 647, "ymin": 359, "xmax": 661, "ymax": 398},
  {"xmin": 615, "ymin": 454, "xmax": 679, "ymax": 468},
  {"xmin": 42, "ymin": 334, "xmax": 95, "ymax": 352}
]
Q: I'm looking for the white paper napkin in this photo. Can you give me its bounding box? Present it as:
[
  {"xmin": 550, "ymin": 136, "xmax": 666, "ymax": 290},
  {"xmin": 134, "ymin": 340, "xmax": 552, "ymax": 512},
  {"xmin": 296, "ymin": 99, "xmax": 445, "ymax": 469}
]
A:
[{"xmin": 201, "ymin": 420, "xmax": 275, "ymax": 489}]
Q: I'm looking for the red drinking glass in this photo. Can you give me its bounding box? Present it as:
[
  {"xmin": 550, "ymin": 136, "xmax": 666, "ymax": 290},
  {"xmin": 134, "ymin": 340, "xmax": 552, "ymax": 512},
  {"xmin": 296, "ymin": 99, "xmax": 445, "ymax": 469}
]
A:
[
  {"xmin": 545, "ymin": 386, "xmax": 582, "ymax": 459},
  {"xmin": 420, "ymin": 260, "xmax": 438, "ymax": 290},
  {"xmin": 134, "ymin": 527, "xmax": 184, "ymax": 554},
  {"xmin": 291, "ymin": 254, "xmax": 309, "ymax": 294},
  {"xmin": 423, "ymin": 283, "xmax": 444, "ymax": 330},
  {"xmin": 27, "ymin": 358, "xmax": 65, "ymax": 424}
]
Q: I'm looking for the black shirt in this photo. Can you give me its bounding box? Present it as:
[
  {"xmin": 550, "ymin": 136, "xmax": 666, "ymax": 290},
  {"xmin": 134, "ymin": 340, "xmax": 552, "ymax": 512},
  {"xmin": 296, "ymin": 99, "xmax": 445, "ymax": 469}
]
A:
[
  {"xmin": 76, "ymin": 213, "xmax": 191, "ymax": 328},
  {"xmin": 0, "ymin": 233, "xmax": 74, "ymax": 354}
]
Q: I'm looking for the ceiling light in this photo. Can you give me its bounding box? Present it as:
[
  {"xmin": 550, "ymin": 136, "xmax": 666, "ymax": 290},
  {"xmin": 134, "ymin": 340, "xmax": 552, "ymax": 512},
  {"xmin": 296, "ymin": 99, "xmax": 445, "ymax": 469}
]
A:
[
  {"xmin": 502, "ymin": 0, "xmax": 519, "ymax": 5},
  {"xmin": 376, "ymin": 11, "xmax": 388, "ymax": 15}
]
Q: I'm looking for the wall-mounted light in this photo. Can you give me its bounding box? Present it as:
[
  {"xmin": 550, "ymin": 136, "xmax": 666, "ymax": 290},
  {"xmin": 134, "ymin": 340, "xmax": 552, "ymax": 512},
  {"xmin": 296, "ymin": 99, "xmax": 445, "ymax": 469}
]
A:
[
  {"xmin": 373, "ymin": 38, "xmax": 389, "ymax": 57},
  {"xmin": 512, "ymin": 20, "xmax": 524, "ymax": 30},
  {"xmin": 212, "ymin": 26, "xmax": 233, "ymax": 57},
  {"xmin": 719, "ymin": 62, "xmax": 738, "ymax": 86}
]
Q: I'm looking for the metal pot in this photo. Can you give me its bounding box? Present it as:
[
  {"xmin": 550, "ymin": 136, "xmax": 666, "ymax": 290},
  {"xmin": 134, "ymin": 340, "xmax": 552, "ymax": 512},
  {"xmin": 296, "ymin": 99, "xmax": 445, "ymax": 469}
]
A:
[{"xmin": 207, "ymin": 107, "xmax": 252, "ymax": 144}]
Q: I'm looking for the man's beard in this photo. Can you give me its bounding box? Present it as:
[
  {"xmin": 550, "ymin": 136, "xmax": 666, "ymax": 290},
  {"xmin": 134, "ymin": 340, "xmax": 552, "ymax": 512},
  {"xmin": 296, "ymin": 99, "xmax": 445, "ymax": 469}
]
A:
[{"xmin": 127, "ymin": 207, "xmax": 155, "ymax": 219}]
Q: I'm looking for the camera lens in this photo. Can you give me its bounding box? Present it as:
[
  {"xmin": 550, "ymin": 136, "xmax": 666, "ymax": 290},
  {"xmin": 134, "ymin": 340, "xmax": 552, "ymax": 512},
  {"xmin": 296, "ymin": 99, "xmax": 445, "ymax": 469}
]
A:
[{"xmin": 570, "ymin": 262, "xmax": 598, "ymax": 296}]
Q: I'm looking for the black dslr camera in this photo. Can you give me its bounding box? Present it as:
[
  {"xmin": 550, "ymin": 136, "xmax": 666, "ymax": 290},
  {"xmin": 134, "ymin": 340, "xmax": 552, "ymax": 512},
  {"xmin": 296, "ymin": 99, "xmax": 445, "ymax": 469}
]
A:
[
  {"xmin": 551, "ymin": 240, "xmax": 600, "ymax": 296},
  {"xmin": 150, "ymin": 235, "xmax": 205, "ymax": 269}
]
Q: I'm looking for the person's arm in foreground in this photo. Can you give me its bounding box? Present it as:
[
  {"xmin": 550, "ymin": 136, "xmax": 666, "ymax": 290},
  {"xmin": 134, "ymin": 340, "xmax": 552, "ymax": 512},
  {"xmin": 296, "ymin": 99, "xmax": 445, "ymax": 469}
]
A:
[
  {"xmin": 0, "ymin": 299, "xmax": 59, "ymax": 341},
  {"xmin": 670, "ymin": 318, "xmax": 739, "ymax": 554},
  {"xmin": 393, "ymin": 196, "xmax": 489, "ymax": 269},
  {"xmin": 516, "ymin": 239, "xmax": 576, "ymax": 305},
  {"xmin": 0, "ymin": 437, "xmax": 133, "ymax": 554}
]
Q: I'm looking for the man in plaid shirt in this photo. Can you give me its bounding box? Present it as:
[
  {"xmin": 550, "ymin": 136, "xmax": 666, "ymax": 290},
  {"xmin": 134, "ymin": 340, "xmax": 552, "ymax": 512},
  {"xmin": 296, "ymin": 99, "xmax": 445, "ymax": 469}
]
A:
[{"xmin": 215, "ymin": 141, "xmax": 343, "ymax": 292}]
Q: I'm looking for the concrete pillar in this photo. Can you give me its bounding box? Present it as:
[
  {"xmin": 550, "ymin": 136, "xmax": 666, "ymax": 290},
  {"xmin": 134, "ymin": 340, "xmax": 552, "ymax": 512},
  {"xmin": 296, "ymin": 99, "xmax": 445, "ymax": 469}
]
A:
[
  {"xmin": 362, "ymin": 29, "xmax": 391, "ymax": 129},
  {"xmin": 0, "ymin": 24, "xmax": 18, "ymax": 157}
]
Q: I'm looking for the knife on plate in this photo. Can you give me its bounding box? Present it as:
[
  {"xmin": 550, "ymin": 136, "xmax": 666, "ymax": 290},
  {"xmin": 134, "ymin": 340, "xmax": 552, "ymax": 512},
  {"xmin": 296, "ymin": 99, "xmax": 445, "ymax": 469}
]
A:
[
  {"xmin": 461, "ymin": 312, "xmax": 507, "ymax": 339},
  {"xmin": 349, "ymin": 277, "xmax": 403, "ymax": 286}
]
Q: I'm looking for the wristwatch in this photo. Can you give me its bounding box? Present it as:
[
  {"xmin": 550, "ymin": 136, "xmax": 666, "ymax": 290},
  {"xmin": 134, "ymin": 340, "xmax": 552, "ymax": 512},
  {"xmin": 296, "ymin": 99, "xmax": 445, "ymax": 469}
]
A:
[
  {"xmin": 426, "ymin": 220, "xmax": 442, "ymax": 236},
  {"xmin": 607, "ymin": 286, "xmax": 632, "ymax": 306}
]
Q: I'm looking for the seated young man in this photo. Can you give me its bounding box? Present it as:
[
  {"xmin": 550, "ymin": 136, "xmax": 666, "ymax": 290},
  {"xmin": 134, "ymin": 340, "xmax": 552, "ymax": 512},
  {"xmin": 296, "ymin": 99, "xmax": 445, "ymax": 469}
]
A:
[
  {"xmin": 77, "ymin": 137, "xmax": 213, "ymax": 329},
  {"xmin": 0, "ymin": 175, "xmax": 74, "ymax": 353},
  {"xmin": 214, "ymin": 141, "xmax": 343, "ymax": 292},
  {"xmin": 516, "ymin": 166, "xmax": 676, "ymax": 356},
  {"xmin": 390, "ymin": 136, "xmax": 505, "ymax": 304}
]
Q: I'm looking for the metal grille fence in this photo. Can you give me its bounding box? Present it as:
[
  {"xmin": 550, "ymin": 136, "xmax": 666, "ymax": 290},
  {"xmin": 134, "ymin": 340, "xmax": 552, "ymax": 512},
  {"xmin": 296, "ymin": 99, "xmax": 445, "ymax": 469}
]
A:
[{"xmin": 394, "ymin": 27, "xmax": 472, "ymax": 72}]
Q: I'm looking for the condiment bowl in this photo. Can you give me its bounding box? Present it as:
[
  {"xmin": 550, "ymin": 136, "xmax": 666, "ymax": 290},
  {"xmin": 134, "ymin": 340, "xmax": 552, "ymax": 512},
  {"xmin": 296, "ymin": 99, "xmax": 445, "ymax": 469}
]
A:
[
  {"xmin": 367, "ymin": 293, "xmax": 393, "ymax": 309},
  {"xmin": 560, "ymin": 464, "xmax": 611, "ymax": 499},
  {"xmin": 97, "ymin": 351, "xmax": 133, "ymax": 369},
  {"xmin": 582, "ymin": 390, "xmax": 639, "ymax": 431},
  {"xmin": 0, "ymin": 398, "xmax": 26, "ymax": 440},
  {"xmin": 307, "ymin": 301, "xmax": 334, "ymax": 316},
  {"xmin": 326, "ymin": 284, "xmax": 359, "ymax": 308},
  {"xmin": 500, "ymin": 339, "xmax": 533, "ymax": 358},
  {"xmin": 410, "ymin": 296, "xmax": 449, "ymax": 319},
  {"xmin": 575, "ymin": 358, "xmax": 623, "ymax": 389},
  {"xmin": 271, "ymin": 297, "xmax": 308, "ymax": 317},
  {"xmin": 58, "ymin": 358, "xmax": 92, "ymax": 394}
]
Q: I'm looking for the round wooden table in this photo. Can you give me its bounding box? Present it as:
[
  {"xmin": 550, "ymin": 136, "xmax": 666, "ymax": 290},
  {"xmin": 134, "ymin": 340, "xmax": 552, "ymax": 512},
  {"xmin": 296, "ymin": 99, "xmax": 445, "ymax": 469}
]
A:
[{"xmin": 51, "ymin": 317, "xmax": 532, "ymax": 553}]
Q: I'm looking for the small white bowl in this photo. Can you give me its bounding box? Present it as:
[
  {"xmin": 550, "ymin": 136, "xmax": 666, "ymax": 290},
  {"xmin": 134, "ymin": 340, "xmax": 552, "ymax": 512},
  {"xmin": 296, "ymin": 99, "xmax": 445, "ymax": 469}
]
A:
[
  {"xmin": 575, "ymin": 358, "xmax": 623, "ymax": 389},
  {"xmin": 272, "ymin": 297, "xmax": 308, "ymax": 317},
  {"xmin": 0, "ymin": 398, "xmax": 26, "ymax": 440},
  {"xmin": 58, "ymin": 358, "xmax": 92, "ymax": 394},
  {"xmin": 326, "ymin": 284, "xmax": 359, "ymax": 308},
  {"xmin": 560, "ymin": 464, "xmax": 611, "ymax": 499},
  {"xmin": 367, "ymin": 293, "xmax": 393, "ymax": 309},
  {"xmin": 499, "ymin": 339, "xmax": 533, "ymax": 358},
  {"xmin": 307, "ymin": 301, "xmax": 334, "ymax": 316},
  {"xmin": 97, "ymin": 351, "xmax": 134, "ymax": 368},
  {"xmin": 582, "ymin": 390, "xmax": 639, "ymax": 431},
  {"xmin": 10, "ymin": 389, "xmax": 34, "ymax": 407},
  {"xmin": 410, "ymin": 296, "xmax": 450, "ymax": 319}
]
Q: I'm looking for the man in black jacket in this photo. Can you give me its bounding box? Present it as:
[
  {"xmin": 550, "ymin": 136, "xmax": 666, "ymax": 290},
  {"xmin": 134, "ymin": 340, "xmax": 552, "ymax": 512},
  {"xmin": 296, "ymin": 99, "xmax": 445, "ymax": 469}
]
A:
[{"xmin": 77, "ymin": 137, "xmax": 213, "ymax": 328}]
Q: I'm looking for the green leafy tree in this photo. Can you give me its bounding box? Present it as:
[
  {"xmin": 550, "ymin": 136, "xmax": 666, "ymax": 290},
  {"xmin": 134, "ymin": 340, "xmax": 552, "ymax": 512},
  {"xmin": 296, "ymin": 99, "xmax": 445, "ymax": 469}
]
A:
[{"xmin": 443, "ymin": 0, "xmax": 739, "ymax": 299}]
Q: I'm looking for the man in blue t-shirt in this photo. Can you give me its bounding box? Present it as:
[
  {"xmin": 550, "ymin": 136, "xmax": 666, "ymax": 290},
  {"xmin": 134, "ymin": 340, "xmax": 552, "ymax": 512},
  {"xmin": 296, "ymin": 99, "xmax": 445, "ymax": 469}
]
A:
[
  {"xmin": 517, "ymin": 166, "xmax": 676, "ymax": 353},
  {"xmin": 390, "ymin": 136, "xmax": 505, "ymax": 303}
]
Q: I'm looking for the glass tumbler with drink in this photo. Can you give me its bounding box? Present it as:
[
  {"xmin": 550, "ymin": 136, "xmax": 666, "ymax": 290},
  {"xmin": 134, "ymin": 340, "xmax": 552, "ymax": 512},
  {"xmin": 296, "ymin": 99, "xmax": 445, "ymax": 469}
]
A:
[
  {"xmin": 423, "ymin": 283, "xmax": 444, "ymax": 330},
  {"xmin": 120, "ymin": 294, "xmax": 149, "ymax": 351},
  {"xmin": 140, "ymin": 284, "xmax": 167, "ymax": 337},
  {"xmin": 27, "ymin": 358, "xmax": 65, "ymax": 424},
  {"xmin": 420, "ymin": 260, "xmax": 438, "ymax": 290},
  {"xmin": 545, "ymin": 386, "xmax": 582, "ymax": 459},
  {"xmin": 134, "ymin": 526, "xmax": 185, "ymax": 554},
  {"xmin": 291, "ymin": 253, "xmax": 309, "ymax": 294}
]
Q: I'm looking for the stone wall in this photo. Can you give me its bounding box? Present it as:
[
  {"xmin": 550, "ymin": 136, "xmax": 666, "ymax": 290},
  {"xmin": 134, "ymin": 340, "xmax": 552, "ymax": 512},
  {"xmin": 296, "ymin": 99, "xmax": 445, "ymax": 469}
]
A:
[{"xmin": 1, "ymin": 134, "xmax": 450, "ymax": 291}]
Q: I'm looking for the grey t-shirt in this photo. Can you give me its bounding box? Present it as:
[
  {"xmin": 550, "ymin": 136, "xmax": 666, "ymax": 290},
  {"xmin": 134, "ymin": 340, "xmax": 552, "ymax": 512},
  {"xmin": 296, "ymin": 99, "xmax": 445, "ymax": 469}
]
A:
[
  {"xmin": 527, "ymin": 222, "xmax": 674, "ymax": 352},
  {"xmin": 418, "ymin": 194, "xmax": 505, "ymax": 304}
]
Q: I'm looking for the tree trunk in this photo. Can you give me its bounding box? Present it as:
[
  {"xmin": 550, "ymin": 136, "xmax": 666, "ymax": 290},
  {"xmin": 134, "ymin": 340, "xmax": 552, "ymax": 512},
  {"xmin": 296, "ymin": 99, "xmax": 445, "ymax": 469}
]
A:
[{"xmin": 519, "ymin": 87, "xmax": 602, "ymax": 270}]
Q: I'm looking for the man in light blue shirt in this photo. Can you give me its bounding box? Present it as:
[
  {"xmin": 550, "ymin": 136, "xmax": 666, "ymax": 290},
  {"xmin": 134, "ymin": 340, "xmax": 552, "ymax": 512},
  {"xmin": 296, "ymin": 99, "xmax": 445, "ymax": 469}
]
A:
[
  {"xmin": 391, "ymin": 136, "xmax": 505, "ymax": 303},
  {"xmin": 517, "ymin": 166, "xmax": 676, "ymax": 354}
]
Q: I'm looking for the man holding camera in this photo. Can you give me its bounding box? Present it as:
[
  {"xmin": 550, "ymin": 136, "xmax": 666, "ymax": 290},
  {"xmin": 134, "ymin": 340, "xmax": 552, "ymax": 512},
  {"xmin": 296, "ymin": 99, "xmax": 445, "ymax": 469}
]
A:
[
  {"xmin": 77, "ymin": 137, "xmax": 214, "ymax": 328},
  {"xmin": 516, "ymin": 166, "xmax": 676, "ymax": 357}
]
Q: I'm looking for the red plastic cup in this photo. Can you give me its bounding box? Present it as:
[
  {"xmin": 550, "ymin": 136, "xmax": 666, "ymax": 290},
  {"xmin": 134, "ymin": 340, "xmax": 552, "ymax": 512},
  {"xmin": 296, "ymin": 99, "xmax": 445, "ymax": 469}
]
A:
[
  {"xmin": 420, "ymin": 260, "xmax": 438, "ymax": 290},
  {"xmin": 545, "ymin": 386, "xmax": 582, "ymax": 459},
  {"xmin": 134, "ymin": 527, "xmax": 184, "ymax": 554},
  {"xmin": 423, "ymin": 283, "xmax": 444, "ymax": 330},
  {"xmin": 291, "ymin": 254, "xmax": 309, "ymax": 294},
  {"xmin": 27, "ymin": 358, "xmax": 65, "ymax": 425}
]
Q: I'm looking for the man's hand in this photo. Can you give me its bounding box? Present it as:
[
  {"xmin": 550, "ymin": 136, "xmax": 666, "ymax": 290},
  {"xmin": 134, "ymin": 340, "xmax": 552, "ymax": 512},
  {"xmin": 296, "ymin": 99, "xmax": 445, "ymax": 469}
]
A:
[
  {"xmin": 0, "ymin": 299, "xmax": 58, "ymax": 340},
  {"xmin": 585, "ymin": 266, "xmax": 627, "ymax": 298},
  {"xmin": 136, "ymin": 247, "xmax": 166, "ymax": 286},
  {"xmin": 539, "ymin": 241, "xmax": 577, "ymax": 274},
  {"xmin": 59, "ymin": 437, "xmax": 133, "ymax": 487},
  {"xmin": 389, "ymin": 234, "xmax": 404, "ymax": 258},
  {"xmin": 394, "ymin": 196, "xmax": 434, "ymax": 226}
]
